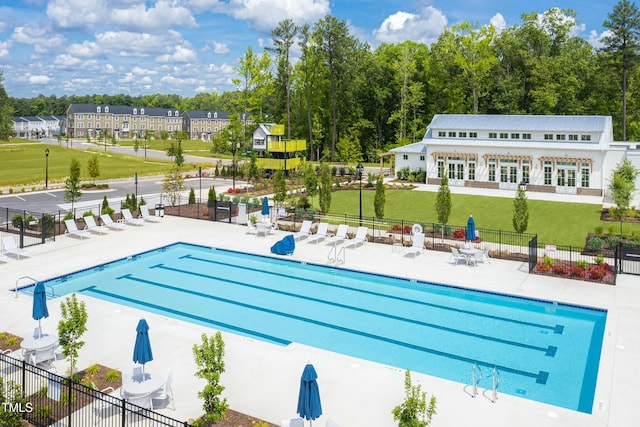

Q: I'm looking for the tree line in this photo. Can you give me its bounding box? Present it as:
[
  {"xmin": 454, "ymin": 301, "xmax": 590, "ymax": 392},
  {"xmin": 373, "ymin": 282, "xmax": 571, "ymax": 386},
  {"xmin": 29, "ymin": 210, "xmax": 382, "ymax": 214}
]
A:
[{"xmin": 3, "ymin": 2, "xmax": 640, "ymax": 160}]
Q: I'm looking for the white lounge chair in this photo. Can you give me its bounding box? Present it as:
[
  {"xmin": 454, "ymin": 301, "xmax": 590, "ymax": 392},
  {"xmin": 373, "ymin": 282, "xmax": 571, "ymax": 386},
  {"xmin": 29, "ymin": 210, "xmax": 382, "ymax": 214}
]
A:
[
  {"xmin": 100, "ymin": 214, "xmax": 127, "ymax": 231},
  {"xmin": 404, "ymin": 232, "xmax": 425, "ymax": 257},
  {"xmin": 64, "ymin": 219, "xmax": 91, "ymax": 239},
  {"xmin": 121, "ymin": 209, "xmax": 145, "ymax": 226},
  {"xmin": 292, "ymin": 220, "xmax": 312, "ymax": 241},
  {"xmin": 344, "ymin": 226, "xmax": 368, "ymax": 248},
  {"xmin": 326, "ymin": 224, "xmax": 349, "ymax": 245},
  {"xmin": 482, "ymin": 246, "xmax": 491, "ymax": 264},
  {"xmin": 0, "ymin": 252, "xmax": 8, "ymax": 263},
  {"xmin": 83, "ymin": 215, "xmax": 109, "ymax": 234},
  {"xmin": 2, "ymin": 236, "xmax": 28, "ymax": 259},
  {"xmin": 256, "ymin": 222, "xmax": 269, "ymax": 237},
  {"xmin": 307, "ymin": 222, "xmax": 329, "ymax": 244},
  {"xmin": 139, "ymin": 205, "xmax": 161, "ymax": 223},
  {"xmin": 152, "ymin": 370, "xmax": 175, "ymax": 410}
]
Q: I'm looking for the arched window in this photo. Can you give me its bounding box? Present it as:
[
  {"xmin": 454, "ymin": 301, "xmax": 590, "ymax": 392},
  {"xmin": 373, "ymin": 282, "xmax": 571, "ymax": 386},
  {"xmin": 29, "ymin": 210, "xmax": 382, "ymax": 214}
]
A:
[
  {"xmin": 133, "ymin": 108, "xmax": 137, "ymax": 115},
  {"xmin": 105, "ymin": 106, "xmax": 109, "ymax": 113},
  {"xmin": 214, "ymin": 112, "xmax": 218, "ymax": 119},
  {"xmin": 96, "ymin": 106, "xmax": 101, "ymax": 113},
  {"xmin": 207, "ymin": 112, "xmax": 211, "ymax": 119},
  {"xmin": 140, "ymin": 108, "xmax": 145, "ymax": 115}
]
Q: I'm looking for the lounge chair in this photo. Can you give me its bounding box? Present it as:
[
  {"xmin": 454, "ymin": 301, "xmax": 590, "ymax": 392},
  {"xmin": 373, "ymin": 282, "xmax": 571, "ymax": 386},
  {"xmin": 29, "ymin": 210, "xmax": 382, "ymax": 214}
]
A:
[
  {"xmin": 2, "ymin": 236, "xmax": 28, "ymax": 259},
  {"xmin": 344, "ymin": 226, "xmax": 368, "ymax": 248},
  {"xmin": 152, "ymin": 370, "xmax": 175, "ymax": 410},
  {"xmin": 307, "ymin": 222, "xmax": 329, "ymax": 244},
  {"xmin": 139, "ymin": 205, "xmax": 162, "ymax": 223},
  {"xmin": 83, "ymin": 215, "xmax": 109, "ymax": 234},
  {"xmin": 256, "ymin": 222, "xmax": 269, "ymax": 237},
  {"xmin": 64, "ymin": 219, "xmax": 91, "ymax": 239},
  {"xmin": 246, "ymin": 222, "xmax": 257, "ymax": 234},
  {"xmin": 0, "ymin": 252, "xmax": 8, "ymax": 263},
  {"xmin": 121, "ymin": 209, "xmax": 145, "ymax": 226},
  {"xmin": 100, "ymin": 214, "xmax": 127, "ymax": 231},
  {"xmin": 404, "ymin": 232, "xmax": 425, "ymax": 257},
  {"xmin": 326, "ymin": 224, "xmax": 349, "ymax": 245},
  {"xmin": 292, "ymin": 220, "xmax": 312, "ymax": 241},
  {"xmin": 482, "ymin": 246, "xmax": 491, "ymax": 264}
]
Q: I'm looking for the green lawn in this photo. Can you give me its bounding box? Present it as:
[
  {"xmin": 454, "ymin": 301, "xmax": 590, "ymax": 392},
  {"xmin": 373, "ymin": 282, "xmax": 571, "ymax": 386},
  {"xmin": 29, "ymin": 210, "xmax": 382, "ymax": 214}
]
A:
[
  {"xmin": 326, "ymin": 189, "xmax": 640, "ymax": 248},
  {"xmin": 116, "ymin": 138, "xmax": 219, "ymax": 157},
  {"xmin": 0, "ymin": 142, "xmax": 202, "ymax": 188}
]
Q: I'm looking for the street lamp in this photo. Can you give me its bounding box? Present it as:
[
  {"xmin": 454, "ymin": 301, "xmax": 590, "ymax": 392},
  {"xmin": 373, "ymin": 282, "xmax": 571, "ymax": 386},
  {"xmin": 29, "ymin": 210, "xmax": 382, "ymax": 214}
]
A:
[
  {"xmin": 231, "ymin": 142, "xmax": 240, "ymax": 189},
  {"xmin": 45, "ymin": 148, "xmax": 50, "ymax": 189},
  {"xmin": 356, "ymin": 162, "xmax": 364, "ymax": 225},
  {"xmin": 144, "ymin": 134, "xmax": 148, "ymax": 158},
  {"xmin": 198, "ymin": 166, "xmax": 202, "ymax": 218}
]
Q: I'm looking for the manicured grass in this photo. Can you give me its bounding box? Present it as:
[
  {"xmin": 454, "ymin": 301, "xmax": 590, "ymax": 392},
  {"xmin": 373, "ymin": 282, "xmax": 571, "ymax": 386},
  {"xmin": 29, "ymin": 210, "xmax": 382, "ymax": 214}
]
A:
[
  {"xmin": 116, "ymin": 138, "xmax": 218, "ymax": 157},
  {"xmin": 0, "ymin": 142, "xmax": 202, "ymax": 188},
  {"xmin": 326, "ymin": 189, "xmax": 640, "ymax": 247}
]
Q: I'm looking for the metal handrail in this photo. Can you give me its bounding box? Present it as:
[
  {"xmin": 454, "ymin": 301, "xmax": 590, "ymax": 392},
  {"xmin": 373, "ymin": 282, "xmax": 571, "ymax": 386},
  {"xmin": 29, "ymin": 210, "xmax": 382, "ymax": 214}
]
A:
[{"xmin": 14, "ymin": 275, "xmax": 39, "ymax": 298}]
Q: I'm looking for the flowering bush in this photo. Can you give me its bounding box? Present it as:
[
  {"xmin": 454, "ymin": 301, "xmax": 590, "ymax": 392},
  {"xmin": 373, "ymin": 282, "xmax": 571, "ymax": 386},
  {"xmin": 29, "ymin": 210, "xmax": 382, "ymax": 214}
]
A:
[
  {"xmin": 536, "ymin": 263, "xmax": 552, "ymax": 272},
  {"xmin": 552, "ymin": 264, "xmax": 570, "ymax": 275},
  {"xmin": 570, "ymin": 265, "xmax": 586, "ymax": 278},
  {"xmin": 453, "ymin": 229, "xmax": 465, "ymax": 239},
  {"xmin": 390, "ymin": 224, "xmax": 412, "ymax": 234},
  {"xmin": 588, "ymin": 265, "xmax": 608, "ymax": 281}
]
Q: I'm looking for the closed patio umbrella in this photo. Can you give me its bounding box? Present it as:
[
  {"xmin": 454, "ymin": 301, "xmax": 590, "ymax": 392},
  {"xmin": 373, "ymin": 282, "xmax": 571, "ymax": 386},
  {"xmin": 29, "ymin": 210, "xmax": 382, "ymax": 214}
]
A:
[
  {"xmin": 261, "ymin": 196, "xmax": 270, "ymax": 217},
  {"xmin": 32, "ymin": 282, "xmax": 48, "ymax": 338},
  {"xmin": 297, "ymin": 363, "xmax": 322, "ymax": 426},
  {"xmin": 133, "ymin": 319, "xmax": 153, "ymax": 374},
  {"xmin": 466, "ymin": 215, "xmax": 476, "ymax": 241}
]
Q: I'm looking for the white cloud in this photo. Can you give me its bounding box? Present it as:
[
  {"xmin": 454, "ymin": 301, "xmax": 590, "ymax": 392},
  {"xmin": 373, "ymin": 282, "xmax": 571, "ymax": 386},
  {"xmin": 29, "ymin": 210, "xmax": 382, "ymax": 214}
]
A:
[
  {"xmin": 374, "ymin": 6, "xmax": 447, "ymax": 45},
  {"xmin": 29, "ymin": 75, "xmax": 52, "ymax": 84},
  {"xmin": 490, "ymin": 13, "xmax": 507, "ymax": 32},
  {"xmin": 156, "ymin": 45, "xmax": 198, "ymax": 63},
  {"xmin": 195, "ymin": 0, "xmax": 330, "ymax": 32},
  {"xmin": 589, "ymin": 29, "xmax": 609, "ymax": 49},
  {"xmin": 212, "ymin": 41, "xmax": 229, "ymax": 54},
  {"xmin": 0, "ymin": 40, "xmax": 10, "ymax": 58},
  {"xmin": 110, "ymin": 1, "xmax": 197, "ymax": 32},
  {"xmin": 47, "ymin": 0, "xmax": 107, "ymax": 30},
  {"xmin": 67, "ymin": 40, "xmax": 102, "ymax": 58},
  {"xmin": 104, "ymin": 64, "xmax": 116, "ymax": 73},
  {"xmin": 11, "ymin": 26, "xmax": 66, "ymax": 54},
  {"xmin": 53, "ymin": 54, "xmax": 84, "ymax": 67}
]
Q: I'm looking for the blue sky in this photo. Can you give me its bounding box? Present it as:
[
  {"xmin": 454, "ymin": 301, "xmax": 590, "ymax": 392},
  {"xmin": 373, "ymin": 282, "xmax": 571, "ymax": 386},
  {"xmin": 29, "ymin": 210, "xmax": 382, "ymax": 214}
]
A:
[{"xmin": 0, "ymin": 0, "xmax": 620, "ymax": 99}]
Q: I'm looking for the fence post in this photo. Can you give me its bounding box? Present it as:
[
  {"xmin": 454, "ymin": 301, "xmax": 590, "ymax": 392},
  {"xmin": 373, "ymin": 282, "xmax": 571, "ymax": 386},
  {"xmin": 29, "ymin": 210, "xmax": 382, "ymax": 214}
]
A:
[
  {"xmin": 41, "ymin": 213, "xmax": 46, "ymax": 244},
  {"xmin": 67, "ymin": 378, "xmax": 73, "ymax": 425},
  {"xmin": 121, "ymin": 398, "xmax": 127, "ymax": 427},
  {"xmin": 19, "ymin": 217, "xmax": 24, "ymax": 248}
]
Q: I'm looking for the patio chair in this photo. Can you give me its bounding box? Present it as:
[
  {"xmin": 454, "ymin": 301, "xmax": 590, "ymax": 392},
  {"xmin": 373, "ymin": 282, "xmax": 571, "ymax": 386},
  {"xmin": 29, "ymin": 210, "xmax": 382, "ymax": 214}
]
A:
[
  {"xmin": 326, "ymin": 224, "xmax": 349, "ymax": 245},
  {"xmin": 344, "ymin": 226, "xmax": 368, "ymax": 248},
  {"xmin": 307, "ymin": 222, "xmax": 329, "ymax": 244},
  {"xmin": 139, "ymin": 205, "xmax": 162, "ymax": 223},
  {"xmin": 83, "ymin": 215, "xmax": 109, "ymax": 234},
  {"xmin": 482, "ymin": 246, "xmax": 491, "ymax": 264},
  {"xmin": 2, "ymin": 236, "xmax": 28, "ymax": 259},
  {"xmin": 28, "ymin": 344, "xmax": 57, "ymax": 371},
  {"xmin": 64, "ymin": 219, "xmax": 91, "ymax": 239},
  {"xmin": 126, "ymin": 391, "xmax": 154, "ymax": 410},
  {"xmin": 246, "ymin": 221, "xmax": 257, "ymax": 234},
  {"xmin": 293, "ymin": 220, "xmax": 313, "ymax": 241},
  {"xmin": 468, "ymin": 251, "xmax": 484, "ymax": 267},
  {"xmin": 0, "ymin": 252, "xmax": 8, "ymax": 263},
  {"xmin": 404, "ymin": 232, "xmax": 425, "ymax": 258},
  {"xmin": 450, "ymin": 247, "xmax": 464, "ymax": 265},
  {"xmin": 152, "ymin": 370, "xmax": 175, "ymax": 410},
  {"xmin": 121, "ymin": 209, "xmax": 145, "ymax": 226},
  {"xmin": 256, "ymin": 222, "xmax": 269, "ymax": 237},
  {"xmin": 281, "ymin": 418, "xmax": 304, "ymax": 427},
  {"xmin": 100, "ymin": 214, "xmax": 127, "ymax": 231},
  {"xmin": 92, "ymin": 384, "xmax": 123, "ymax": 422}
]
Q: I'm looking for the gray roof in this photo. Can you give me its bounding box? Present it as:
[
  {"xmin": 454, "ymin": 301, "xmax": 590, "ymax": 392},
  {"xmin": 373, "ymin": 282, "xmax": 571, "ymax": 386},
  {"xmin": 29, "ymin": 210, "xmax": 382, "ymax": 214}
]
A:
[
  {"xmin": 68, "ymin": 104, "xmax": 179, "ymax": 116},
  {"xmin": 389, "ymin": 142, "xmax": 427, "ymax": 154},
  {"xmin": 429, "ymin": 114, "xmax": 608, "ymax": 132},
  {"xmin": 183, "ymin": 110, "xmax": 232, "ymax": 119}
]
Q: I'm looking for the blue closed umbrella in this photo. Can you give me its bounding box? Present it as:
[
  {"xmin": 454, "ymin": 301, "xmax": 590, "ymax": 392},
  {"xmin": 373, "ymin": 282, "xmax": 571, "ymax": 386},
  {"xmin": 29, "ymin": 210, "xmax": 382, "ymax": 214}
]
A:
[
  {"xmin": 466, "ymin": 215, "xmax": 476, "ymax": 241},
  {"xmin": 261, "ymin": 196, "xmax": 270, "ymax": 216},
  {"xmin": 133, "ymin": 319, "xmax": 153, "ymax": 374},
  {"xmin": 32, "ymin": 282, "xmax": 48, "ymax": 337},
  {"xmin": 297, "ymin": 363, "xmax": 322, "ymax": 425}
]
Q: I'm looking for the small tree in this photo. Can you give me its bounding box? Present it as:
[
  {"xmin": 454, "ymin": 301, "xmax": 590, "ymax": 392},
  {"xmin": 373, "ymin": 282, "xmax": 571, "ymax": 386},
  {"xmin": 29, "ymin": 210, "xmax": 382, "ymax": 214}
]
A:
[
  {"xmin": 101, "ymin": 195, "xmax": 114, "ymax": 215},
  {"xmin": 193, "ymin": 332, "xmax": 228, "ymax": 424},
  {"xmin": 0, "ymin": 380, "xmax": 28, "ymax": 427},
  {"xmin": 318, "ymin": 163, "xmax": 332, "ymax": 213},
  {"xmin": 374, "ymin": 176, "xmax": 386, "ymax": 219},
  {"xmin": 435, "ymin": 173, "xmax": 451, "ymax": 237},
  {"xmin": 304, "ymin": 163, "xmax": 319, "ymax": 206},
  {"xmin": 392, "ymin": 370, "xmax": 437, "ymax": 427},
  {"xmin": 273, "ymin": 169, "xmax": 287, "ymax": 207},
  {"xmin": 64, "ymin": 157, "xmax": 82, "ymax": 212},
  {"xmin": 162, "ymin": 165, "xmax": 186, "ymax": 206},
  {"xmin": 608, "ymin": 158, "xmax": 639, "ymax": 234},
  {"xmin": 188, "ymin": 187, "xmax": 196, "ymax": 204},
  {"xmin": 57, "ymin": 293, "xmax": 88, "ymax": 376},
  {"xmin": 87, "ymin": 154, "xmax": 100, "ymax": 184},
  {"xmin": 207, "ymin": 186, "xmax": 216, "ymax": 208},
  {"xmin": 512, "ymin": 188, "xmax": 529, "ymax": 234}
]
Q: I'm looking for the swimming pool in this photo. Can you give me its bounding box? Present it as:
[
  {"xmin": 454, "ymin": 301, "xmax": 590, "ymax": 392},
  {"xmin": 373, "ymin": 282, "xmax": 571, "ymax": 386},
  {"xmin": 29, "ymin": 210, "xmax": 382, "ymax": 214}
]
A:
[{"xmin": 22, "ymin": 242, "xmax": 606, "ymax": 413}]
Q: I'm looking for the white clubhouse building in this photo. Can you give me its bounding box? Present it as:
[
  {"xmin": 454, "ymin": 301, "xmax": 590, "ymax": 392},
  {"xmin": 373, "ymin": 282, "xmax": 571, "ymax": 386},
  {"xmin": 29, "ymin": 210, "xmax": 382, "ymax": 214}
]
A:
[{"xmin": 391, "ymin": 114, "xmax": 640, "ymax": 203}]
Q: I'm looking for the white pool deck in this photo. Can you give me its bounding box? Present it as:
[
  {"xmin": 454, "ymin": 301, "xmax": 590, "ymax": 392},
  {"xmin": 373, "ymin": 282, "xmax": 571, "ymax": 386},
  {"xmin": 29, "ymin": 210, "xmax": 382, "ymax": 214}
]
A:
[{"xmin": 1, "ymin": 216, "xmax": 638, "ymax": 427}]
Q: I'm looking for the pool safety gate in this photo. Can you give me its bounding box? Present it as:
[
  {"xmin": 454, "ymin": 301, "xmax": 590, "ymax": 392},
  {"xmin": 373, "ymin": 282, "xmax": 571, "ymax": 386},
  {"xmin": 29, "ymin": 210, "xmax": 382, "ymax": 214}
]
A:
[{"xmin": 615, "ymin": 242, "xmax": 640, "ymax": 276}]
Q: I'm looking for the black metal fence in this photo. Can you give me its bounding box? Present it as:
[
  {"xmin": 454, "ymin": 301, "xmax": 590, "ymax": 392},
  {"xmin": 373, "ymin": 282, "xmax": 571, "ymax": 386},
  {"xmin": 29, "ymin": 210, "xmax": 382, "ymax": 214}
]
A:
[
  {"xmin": 0, "ymin": 208, "xmax": 57, "ymax": 248},
  {"xmin": 615, "ymin": 242, "xmax": 640, "ymax": 276},
  {"xmin": 0, "ymin": 353, "xmax": 191, "ymax": 427}
]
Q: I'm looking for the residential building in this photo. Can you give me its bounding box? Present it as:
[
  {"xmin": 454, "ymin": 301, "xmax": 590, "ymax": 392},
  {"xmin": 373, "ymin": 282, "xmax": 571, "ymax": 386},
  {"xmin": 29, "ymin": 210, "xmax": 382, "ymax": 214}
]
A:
[
  {"xmin": 182, "ymin": 110, "xmax": 239, "ymax": 141},
  {"xmin": 12, "ymin": 115, "xmax": 66, "ymax": 138},
  {"xmin": 251, "ymin": 124, "xmax": 307, "ymax": 171}
]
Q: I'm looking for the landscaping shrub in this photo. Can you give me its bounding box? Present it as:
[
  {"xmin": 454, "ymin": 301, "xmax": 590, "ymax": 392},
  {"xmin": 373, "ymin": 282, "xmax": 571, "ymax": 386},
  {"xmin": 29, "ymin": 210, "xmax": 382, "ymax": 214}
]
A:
[
  {"xmin": 605, "ymin": 236, "xmax": 621, "ymax": 249},
  {"xmin": 552, "ymin": 264, "xmax": 570, "ymax": 275},
  {"xmin": 587, "ymin": 237, "xmax": 604, "ymax": 251},
  {"xmin": 594, "ymin": 226, "xmax": 603, "ymax": 237},
  {"xmin": 536, "ymin": 263, "xmax": 552, "ymax": 272},
  {"xmin": 570, "ymin": 265, "xmax": 586, "ymax": 278},
  {"xmin": 453, "ymin": 229, "xmax": 465, "ymax": 239}
]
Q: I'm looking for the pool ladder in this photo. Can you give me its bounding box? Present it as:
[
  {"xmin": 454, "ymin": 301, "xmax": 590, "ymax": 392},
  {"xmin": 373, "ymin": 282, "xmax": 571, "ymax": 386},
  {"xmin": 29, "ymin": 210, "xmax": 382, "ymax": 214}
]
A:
[
  {"xmin": 14, "ymin": 276, "xmax": 53, "ymax": 299},
  {"xmin": 327, "ymin": 243, "xmax": 345, "ymax": 265},
  {"xmin": 470, "ymin": 364, "xmax": 500, "ymax": 402}
]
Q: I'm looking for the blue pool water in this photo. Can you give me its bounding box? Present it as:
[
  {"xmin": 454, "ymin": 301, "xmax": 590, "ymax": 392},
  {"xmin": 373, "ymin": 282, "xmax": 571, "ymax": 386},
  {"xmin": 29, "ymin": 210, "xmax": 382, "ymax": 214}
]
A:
[{"xmin": 21, "ymin": 242, "xmax": 606, "ymax": 413}]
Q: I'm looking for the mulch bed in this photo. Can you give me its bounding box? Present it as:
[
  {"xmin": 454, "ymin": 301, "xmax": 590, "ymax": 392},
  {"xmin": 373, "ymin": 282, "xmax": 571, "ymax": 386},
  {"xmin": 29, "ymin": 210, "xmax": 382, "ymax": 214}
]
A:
[{"xmin": 0, "ymin": 331, "xmax": 23, "ymax": 352}]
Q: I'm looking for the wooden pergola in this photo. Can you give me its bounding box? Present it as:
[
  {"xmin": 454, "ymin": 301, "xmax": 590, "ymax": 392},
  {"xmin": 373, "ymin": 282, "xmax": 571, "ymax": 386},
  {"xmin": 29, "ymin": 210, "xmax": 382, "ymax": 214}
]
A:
[{"xmin": 378, "ymin": 152, "xmax": 395, "ymax": 177}]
